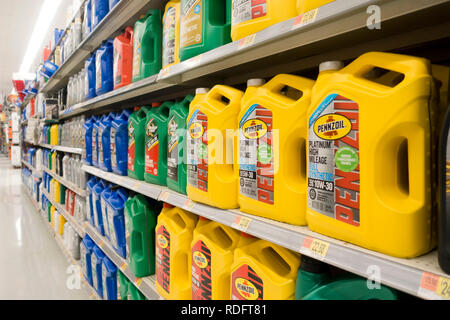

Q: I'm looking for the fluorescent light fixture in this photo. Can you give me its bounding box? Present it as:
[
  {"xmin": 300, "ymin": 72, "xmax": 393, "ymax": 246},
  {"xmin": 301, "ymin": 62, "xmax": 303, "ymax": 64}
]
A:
[
  {"xmin": 12, "ymin": 73, "xmax": 36, "ymax": 81},
  {"xmin": 19, "ymin": 0, "xmax": 63, "ymax": 73}
]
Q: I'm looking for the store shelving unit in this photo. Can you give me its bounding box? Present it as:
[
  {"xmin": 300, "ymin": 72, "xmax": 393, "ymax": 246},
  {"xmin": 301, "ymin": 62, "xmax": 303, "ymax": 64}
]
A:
[
  {"xmin": 42, "ymin": 166, "xmax": 86, "ymax": 197},
  {"xmin": 21, "ymin": 159, "xmax": 42, "ymax": 178}
]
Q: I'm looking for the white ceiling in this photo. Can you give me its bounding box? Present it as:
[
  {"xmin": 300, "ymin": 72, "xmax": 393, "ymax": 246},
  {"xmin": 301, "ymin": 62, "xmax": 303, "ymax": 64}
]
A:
[{"xmin": 0, "ymin": 0, "xmax": 72, "ymax": 97}]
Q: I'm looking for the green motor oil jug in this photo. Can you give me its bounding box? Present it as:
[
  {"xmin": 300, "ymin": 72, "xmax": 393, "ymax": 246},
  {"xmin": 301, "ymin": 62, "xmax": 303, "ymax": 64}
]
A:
[
  {"xmin": 128, "ymin": 107, "xmax": 148, "ymax": 180},
  {"xmin": 128, "ymin": 282, "xmax": 146, "ymax": 300},
  {"xmin": 124, "ymin": 194, "xmax": 160, "ymax": 277},
  {"xmin": 295, "ymin": 255, "xmax": 398, "ymax": 300},
  {"xmin": 167, "ymin": 95, "xmax": 193, "ymax": 194},
  {"xmin": 117, "ymin": 270, "xmax": 129, "ymax": 300},
  {"xmin": 144, "ymin": 101, "xmax": 174, "ymax": 186},
  {"xmin": 179, "ymin": 0, "xmax": 232, "ymax": 62},
  {"xmin": 132, "ymin": 9, "xmax": 162, "ymax": 82}
]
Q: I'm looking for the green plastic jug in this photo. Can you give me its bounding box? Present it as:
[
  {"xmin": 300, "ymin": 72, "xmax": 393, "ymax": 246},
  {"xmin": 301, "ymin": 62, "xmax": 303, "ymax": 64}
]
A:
[
  {"xmin": 132, "ymin": 9, "xmax": 162, "ymax": 82},
  {"xmin": 128, "ymin": 107, "xmax": 148, "ymax": 180},
  {"xmin": 144, "ymin": 101, "xmax": 174, "ymax": 186},
  {"xmin": 179, "ymin": 0, "xmax": 232, "ymax": 61},
  {"xmin": 117, "ymin": 270, "xmax": 129, "ymax": 300},
  {"xmin": 167, "ymin": 95, "xmax": 193, "ymax": 194},
  {"xmin": 47, "ymin": 201, "xmax": 52, "ymax": 223},
  {"xmin": 124, "ymin": 194, "xmax": 159, "ymax": 278},
  {"xmin": 295, "ymin": 255, "xmax": 398, "ymax": 300},
  {"xmin": 128, "ymin": 282, "xmax": 146, "ymax": 300}
]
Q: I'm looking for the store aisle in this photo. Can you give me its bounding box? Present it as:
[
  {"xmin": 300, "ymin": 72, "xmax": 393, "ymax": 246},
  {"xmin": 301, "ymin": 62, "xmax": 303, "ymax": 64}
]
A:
[{"xmin": 0, "ymin": 157, "xmax": 87, "ymax": 300}]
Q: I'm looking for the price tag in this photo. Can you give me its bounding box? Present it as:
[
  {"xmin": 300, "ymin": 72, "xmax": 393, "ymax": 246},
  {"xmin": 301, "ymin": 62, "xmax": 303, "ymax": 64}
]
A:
[
  {"xmin": 183, "ymin": 199, "xmax": 196, "ymax": 211},
  {"xmin": 300, "ymin": 236, "xmax": 329, "ymax": 260},
  {"xmin": 120, "ymin": 262, "xmax": 127, "ymax": 272},
  {"xmin": 231, "ymin": 215, "xmax": 252, "ymax": 232},
  {"xmin": 292, "ymin": 8, "xmax": 319, "ymax": 30},
  {"xmin": 160, "ymin": 191, "xmax": 170, "ymax": 202},
  {"xmin": 99, "ymin": 240, "xmax": 104, "ymax": 248},
  {"xmin": 418, "ymin": 272, "xmax": 450, "ymax": 300},
  {"xmin": 237, "ymin": 34, "xmax": 256, "ymax": 50},
  {"xmin": 437, "ymin": 277, "xmax": 450, "ymax": 299},
  {"xmin": 135, "ymin": 278, "xmax": 142, "ymax": 287},
  {"xmin": 132, "ymin": 181, "xmax": 140, "ymax": 191}
]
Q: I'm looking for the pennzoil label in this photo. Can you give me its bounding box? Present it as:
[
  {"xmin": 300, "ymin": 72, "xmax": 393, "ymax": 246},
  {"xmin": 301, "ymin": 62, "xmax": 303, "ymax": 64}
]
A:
[
  {"xmin": 239, "ymin": 104, "xmax": 274, "ymax": 204},
  {"xmin": 163, "ymin": 6, "xmax": 177, "ymax": 67},
  {"xmin": 308, "ymin": 94, "xmax": 360, "ymax": 226},
  {"xmin": 111, "ymin": 127, "xmax": 117, "ymax": 168},
  {"xmin": 167, "ymin": 116, "xmax": 179, "ymax": 182},
  {"xmin": 232, "ymin": 0, "xmax": 267, "ymax": 25},
  {"xmin": 128, "ymin": 122, "xmax": 135, "ymax": 172},
  {"xmin": 180, "ymin": 0, "xmax": 203, "ymax": 48},
  {"xmin": 156, "ymin": 225, "xmax": 171, "ymax": 293},
  {"xmin": 192, "ymin": 240, "xmax": 212, "ymax": 300},
  {"xmin": 187, "ymin": 110, "xmax": 208, "ymax": 191},
  {"xmin": 231, "ymin": 264, "xmax": 263, "ymax": 300},
  {"xmin": 145, "ymin": 119, "xmax": 159, "ymax": 176}
]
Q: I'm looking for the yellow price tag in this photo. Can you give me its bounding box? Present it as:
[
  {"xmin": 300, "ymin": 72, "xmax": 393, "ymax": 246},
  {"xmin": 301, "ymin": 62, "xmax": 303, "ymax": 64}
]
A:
[
  {"xmin": 292, "ymin": 8, "xmax": 318, "ymax": 29},
  {"xmin": 437, "ymin": 276, "xmax": 450, "ymax": 299},
  {"xmin": 160, "ymin": 191, "xmax": 170, "ymax": 202},
  {"xmin": 120, "ymin": 263, "xmax": 127, "ymax": 272},
  {"xmin": 135, "ymin": 278, "xmax": 142, "ymax": 287},
  {"xmin": 231, "ymin": 215, "xmax": 252, "ymax": 232},
  {"xmin": 301, "ymin": 236, "xmax": 329, "ymax": 259},
  {"xmin": 132, "ymin": 182, "xmax": 140, "ymax": 191},
  {"xmin": 237, "ymin": 34, "xmax": 256, "ymax": 50},
  {"xmin": 99, "ymin": 240, "xmax": 104, "ymax": 248},
  {"xmin": 183, "ymin": 199, "xmax": 196, "ymax": 211}
]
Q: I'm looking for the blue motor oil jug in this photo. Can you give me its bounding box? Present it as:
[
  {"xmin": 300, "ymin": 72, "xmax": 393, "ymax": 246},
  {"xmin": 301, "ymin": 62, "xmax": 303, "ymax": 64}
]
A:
[
  {"xmin": 96, "ymin": 39, "xmax": 114, "ymax": 96},
  {"xmin": 102, "ymin": 255, "xmax": 118, "ymax": 300},
  {"xmin": 84, "ymin": 0, "xmax": 92, "ymax": 37},
  {"xmin": 92, "ymin": 245, "xmax": 106, "ymax": 297},
  {"xmin": 81, "ymin": 235, "xmax": 95, "ymax": 286},
  {"xmin": 85, "ymin": 52, "xmax": 97, "ymax": 100},
  {"xmin": 92, "ymin": 0, "xmax": 109, "ymax": 29},
  {"xmin": 111, "ymin": 109, "xmax": 131, "ymax": 176},
  {"xmin": 107, "ymin": 187, "xmax": 128, "ymax": 258},
  {"xmin": 93, "ymin": 115, "xmax": 105, "ymax": 168},
  {"xmin": 87, "ymin": 176, "xmax": 99, "ymax": 226},
  {"xmin": 99, "ymin": 112, "xmax": 116, "ymax": 172},
  {"xmin": 92, "ymin": 179, "xmax": 107, "ymax": 230},
  {"xmin": 109, "ymin": 0, "xmax": 120, "ymax": 9},
  {"xmin": 100, "ymin": 184, "xmax": 114, "ymax": 238},
  {"xmin": 83, "ymin": 116, "xmax": 98, "ymax": 165}
]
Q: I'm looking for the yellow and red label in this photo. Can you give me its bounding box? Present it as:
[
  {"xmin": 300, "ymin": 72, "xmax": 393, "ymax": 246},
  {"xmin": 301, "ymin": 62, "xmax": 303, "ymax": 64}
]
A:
[
  {"xmin": 145, "ymin": 118, "xmax": 159, "ymax": 176},
  {"xmin": 191, "ymin": 240, "xmax": 212, "ymax": 300},
  {"xmin": 231, "ymin": 264, "xmax": 263, "ymax": 300},
  {"xmin": 187, "ymin": 110, "xmax": 208, "ymax": 192},
  {"xmin": 156, "ymin": 225, "xmax": 171, "ymax": 293}
]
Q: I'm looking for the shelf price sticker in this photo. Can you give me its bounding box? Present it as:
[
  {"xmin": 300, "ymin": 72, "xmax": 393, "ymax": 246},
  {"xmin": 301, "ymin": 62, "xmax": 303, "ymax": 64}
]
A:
[
  {"xmin": 231, "ymin": 215, "xmax": 252, "ymax": 232},
  {"xmin": 135, "ymin": 278, "xmax": 143, "ymax": 287},
  {"xmin": 159, "ymin": 191, "xmax": 170, "ymax": 202},
  {"xmin": 183, "ymin": 199, "xmax": 196, "ymax": 212},
  {"xmin": 120, "ymin": 262, "xmax": 127, "ymax": 272},
  {"xmin": 418, "ymin": 272, "xmax": 450, "ymax": 300},
  {"xmin": 300, "ymin": 236, "xmax": 330, "ymax": 260},
  {"xmin": 237, "ymin": 34, "xmax": 256, "ymax": 51},
  {"xmin": 99, "ymin": 240, "xmax": 104, "ymax": 248},
  {"xmin": 292, "ymin": 8, "xmax": 319, "ymax": 30}
]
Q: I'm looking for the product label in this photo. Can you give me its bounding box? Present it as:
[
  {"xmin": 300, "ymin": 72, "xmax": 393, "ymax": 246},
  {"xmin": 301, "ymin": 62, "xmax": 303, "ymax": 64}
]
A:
[
  {"xmin": 187, "ymin": 110, "xmax": 208, "ymax": 191},
  {"xmin": 98, "ymin": 128, "xmax": 103, "ymax": 166},
  {"xmin": 101, "ymin": 198, "xmax": 109, "ymax": 238},
  {"xmin": 93, "ymin": 195, "xmax": 99, "ymax": 228},
  {"xmin": 108, "ymin": 206, "xmax": 118, "ymax": 250},
  {"xmin": 91, "ymin": 254, "xmax": 98, "ymax": 291},
  {"xmin": 117, "ymin": 275, "xmax": 121, "ymax": 300},
  {"xmin": 80, "ymin": 245, "xmax": 87, "ymax": 278},
  {"xmin": 111, "ymin": 127, "xmax": 117, "ymax": 168},
  {"xmin": 96, "ymin": 55, "xmax": 102, "ymax": 90},
  {"xmin": 125, "ymin": 207, "xmax": 131, "ymax": 263},
  {"xmin": 156, "ymin": 225, "xmax": 171, "ymax": 293},
  {"xmin": 192, "ymin": 240, "xmax": 212, "ymax": 300},
  {"xmin": 308, "ymin": 94, "xmax": 360, "ymax": 226},
  {"xmin": 87, "ymin": 193, "xmax": 93, "ymax": 223},
  {"xmin": 231, "ymin": 264, "xmax": 263, "ymax": 300},
  {"xmin": 102, "ymin": 265, "xmax": 107, "ymax": 300},
  {"xmin": 232, "ymin": 0, "xmax": 267, "ymax": 25},
  {"xmin": 239, "ymin": 104, "xmax": 274, "ymax": 204},
  {"xmin": 114, "ymin": 47, "xmax": 121, "ymax": 86},
  {"xmin": 82, "ymin": 128, "xmax": 86, "ymax": 160},
  {"xmin": 180, "ymin": 0, "xmax": 203, "ymax": 49},
  {"xmin": 132, "ymin": 36, "xmax": 141, "ymax": 78},
  {"xmin": 163, "ymin": 6, "xmax": 177, "ymax": 67},
  {"xmin": 167, "ymin": 116, "xmax": 179, "ymax": 182},
  {"xmin": 145, "ymin": 118, "xmax": 159, "ymax": 176},
  {"xmin": 85, "ymin": 67, "xmax": 90, "ymax": 97},
  {"xmin": 92, "ymin": 128, "xmax": 97, "ymax": 163},
  {"xmin": 128, "ymin": 122, "xmax": 135, "ymax": 172}
]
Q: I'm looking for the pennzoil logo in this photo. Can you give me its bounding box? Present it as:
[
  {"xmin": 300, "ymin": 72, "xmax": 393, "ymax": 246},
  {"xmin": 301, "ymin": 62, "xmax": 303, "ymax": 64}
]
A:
[
  {"xmin": 242, "ymin": 119, "xmax": 267, "ymax": 140},
  {"xmin": 314, "ymin": 114, "xmax": 351, "ymax": 140},
  {"xmin": 157, "ymin": 234, "xmax": 168, "ymax": 249},
  {"xmin": 189, "ymin": 122, "xmax": 204, "ymax": 139},
  {"xmin": 235, "ymin": 278, "xmax": 259, "ymax": 300},
  {"xmin": 192, "ymin": 251, "xmax": 208, "ymax": 269}
]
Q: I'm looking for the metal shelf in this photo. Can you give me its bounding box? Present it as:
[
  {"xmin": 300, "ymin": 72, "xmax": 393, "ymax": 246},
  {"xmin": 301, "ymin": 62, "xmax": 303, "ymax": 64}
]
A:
[
  {"xmin": 83, "ymin": 221, "xmax": 162, "ymax": 300},
  {"xmin": 82, "ymin": 164, "xmax": 450, "ymax": 300},
  {"xmin": 21, "ymin": 160, "xmax": 43, "ymax": 178},
  {"xmin": 43, "ymin": 166, "xmax": 86, "ymax": 197},
  {"xmin": 39, "ymin": 143, "xmax": 83, "ymax": 155}
]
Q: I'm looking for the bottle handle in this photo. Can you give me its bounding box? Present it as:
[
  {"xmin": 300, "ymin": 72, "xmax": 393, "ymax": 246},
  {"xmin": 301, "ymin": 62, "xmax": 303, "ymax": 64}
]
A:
[
  {"xmin": 206, "ymin": 85, "xmax": 243, "ymax": 112},
  {"xmin": 264, "ymin": 74, "xmax": 314, "ymax": 106},
  {"xmin": 125, "ymin": 27, "xmax": 133, "ymax": 41},
  {"xmin": 263, "ymin": 244, "xmax": 299, "ymax": 278}
]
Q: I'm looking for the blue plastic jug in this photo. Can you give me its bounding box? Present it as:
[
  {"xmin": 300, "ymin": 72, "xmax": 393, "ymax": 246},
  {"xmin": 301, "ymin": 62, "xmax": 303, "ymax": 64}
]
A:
[
  {"xmin": 84, "ymin": 0, "xmax": 92, "ymax": 37},
  {"xmin": 87, "ymin": 176, "xmax": 99, "ymax": 226},
  {"xmin": 85, "ymin": 52, "xmax": 97, "ymax": 100},
  {"xmin": 111, "ymin": 110, "xmax": 131, "ymax": 176},
  {"xmin": 92, "ymin": 0, "xmax": 110, "ymax": 29},
  {"xmin": 109, "ymin": 0, "xmax": 120, "ymax": 10},
  {"xmin": 107, "ymin": 187, "xmax": 128, "ymax": 258},
  {"xmin": 92, "ymin": 245, "xmax": 106, "ymax": 297},
  {"xmin": 99, "ymin": 112, "xmax": 116, "ymax": 172},
  {"xmin": 100, "ymin": 184, "xmax": 114, "ymax": 238},
  {"xmin": 92, "ymin": 179, "xmax": 107, "ymax": 231},
  {"xmin": 81, "ymin": 236, "xmax": 95, "ymax": 286},
  {"xmin": 83, "ymin": 116, "xmax": 95, "ymax": 165},
  {"xmin": 93, "ymin": 115, "xmax": 104, "ymax": 168},
  {"xmin": 95, "ymin": 40, "xmax": 114, "ymax": 96},
  {"xmin": 102, "ymin": 255, "xmax": 118, "ymax": 300}
]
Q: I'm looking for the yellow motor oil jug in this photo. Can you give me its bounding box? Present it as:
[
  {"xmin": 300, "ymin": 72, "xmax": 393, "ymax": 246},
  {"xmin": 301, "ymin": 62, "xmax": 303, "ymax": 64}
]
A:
[
  {"xmin": 49, "ymin": 179, "xmax": 55, "ymax": 198},
  {"xmin": 58, "ymin": 215, "xmax": 67, "ymax": 236},
  {"xmin": 50, "ymin": 206, "xmax": 56, "ymax": 229},
  {"xmin": 55, "ymin": 181, "xmax": 61, "ymax": 203},
  {"xmin": 186, "ymin": 86, "xmax": 244, "ymax": 209},
  {"xmin": 162, "ymin": 0, "xmax": 180, "ymax": 69},
  {"xmin": 51, "ymin": 152, "xmax": 57, "ymax": 173},
  {"xmin": 432, "ymin": 64, "xmax": 450, "ymax": 120},
  {"xmin": 50, "ymin": 124, "xmax": 59, "ymax": 145},
  {"xmin": 306, "ymin": 52, "xmax": 436, "ymax": 258},
  {"xmin": 191, "ymin": 217, "xmax": 241, "ymax": 300},
  {"xmin": 155, "ymin": 203, "xmax": 198, "ymax": 300},
  {"xmin": 231, "ymin": 0, "xmax": 299, "ymax": 41},
  {"xmin": 297, "ymin": 0, "xmax": 335, "ymax": 14},
  {"xmin": 231, "ymin": 233, "xmax": 300, "ymax": 300},
  {"xmin": 238, "ymin": 75, "xmax": 314, "ymax": 226}
]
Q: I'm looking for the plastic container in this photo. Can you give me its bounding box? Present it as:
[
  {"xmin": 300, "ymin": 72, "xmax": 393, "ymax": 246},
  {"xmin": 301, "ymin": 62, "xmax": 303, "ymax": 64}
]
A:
[
  {"xmin": 92, "ymin": 179, "xmax": 107, "ymax": 231},
  {"xmin": 231, "ymin": 234, "xmax": 300, "ymax": 300},
  {"xmin": 92, "ymin": 0, "xmax": 109, "ymax": 29},
  {"xmin": 109, "ymin": 0, "xmax": 120, "ymax": 9},
  {"xmin": 99, "ymin": 112, "xmax": 116, "ymax": 172},
  {"xmin": 107, "ymin": 188, "xmax": 128, "ymax": 258},
  {"xmin": 113, "ymin": 27, "xmax": 134, "ymax": 90},
  {"xmin": 297, "ymin": 0, "xmax": 335, "ymax": 14},
  {"xmin": 179, "ymin": 0, "xmax": 231, "ymax": 62},
  {"xmin": 191, "ymin": 217, "xmax": 240, "ymax": 300},
  {"xmin": 81, "ymin": 235, "xmax": 95, "ymax": 286},
  {"xmin": 95, "ymin": 40, "xmax": 114, "ymax": 96},
  {"xmin": 100, "ymin": 184, "xmax": 114, "ymax": 238},
  {"xmin": 85, "ymin": 53, "xmax": 97, "ymax": 100},
  {"xmin": 128, "ymin": 107, "xmax": 148, "ymax": 180},
  {"xmin": 111, "ymin": 110, "xmax": 131, "ymax": 176},
  {"xmin": 92, "ymin": 246, "xmax": 106, "ymax": 297},
  {"xmin": 117, "ymin": 270, "xmax": 129, "ymax": 300},
  {"xmin": 102, "ymin": 256, "xmax": 118, "ymax": 300},
  {"xmin": 128, "ymin": 283, "xmax": 146, "ymax": 300},
  {"xmin": 162, "ymin": 0, "xmax": 181, "ymax": 69},
  {"xmin": 238, "ymin": 75, "xmax": 314, "ymax": 226},
  {"xmin": 144, "ymin": 101, "xmax": 173, "ymax": 185},
  {"xmin": 50, "ymin": 124, "xmax": 59, "ymax": 145},
  {"xmin": 167, "ymin": 95, "xmax": 193, "ymax": 194},
  {"xmin": 132, "ymin": 9, "xmax": 163, "ymax": 82},
  {"xmin": 155, "ymin": 203, "xmax": 198, "ymax": 300},
  {"xmin": 186, "ymin": 86, "xmax": 244, "ymax": 209},
  {"xmin": 124, "ymin": 194, "xmax": 159, "ymax": 277},
  {"xmin": 93, "ymin": 115, "xmax": 103, "ymax": 168},
  {"xmin": 306, "ymin": 52, "xmax": 436, "ymax": 258},
  {"xmin": 84, "ymin": 0, "xmax": 92, "ymax": 38},
  {"xmin": 231, "ymin": 0, "xmax": 299, "ymax": 41}
]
